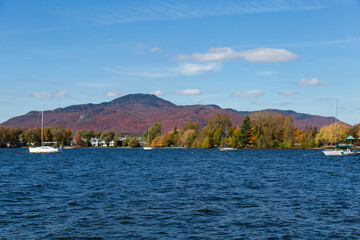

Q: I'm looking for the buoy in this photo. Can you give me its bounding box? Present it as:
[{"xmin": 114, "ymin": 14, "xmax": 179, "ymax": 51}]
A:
[{"xmin": 18, "ymin": 151, "xmax": 21, "ymax": 154}]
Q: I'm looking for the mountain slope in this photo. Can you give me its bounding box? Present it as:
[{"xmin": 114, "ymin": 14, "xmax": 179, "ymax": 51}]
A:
[{"xmin": 2, "ymin": 94, "xmax": 337, "ymax": 133}]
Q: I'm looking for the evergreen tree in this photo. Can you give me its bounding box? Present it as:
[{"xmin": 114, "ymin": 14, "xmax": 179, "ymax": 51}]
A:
[{"xmin": 239, "ymin": 115, "xmax": 252, "ymax": 147}]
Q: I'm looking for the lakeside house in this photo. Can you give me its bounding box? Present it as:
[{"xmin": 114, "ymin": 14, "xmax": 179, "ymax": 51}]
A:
[{"xmin": 90, "ymin": 137, "xmax": 127, "ymax": 147}]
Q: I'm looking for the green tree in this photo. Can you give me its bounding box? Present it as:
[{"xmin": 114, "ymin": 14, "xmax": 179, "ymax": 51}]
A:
[
  {"xmin": 282, "ymin": 115, "xmax": 295, "ymax": 148},
  {"xmin": 301, "ymin": 126, "xmax": 317, "ymax": 148},
  {"xmin": 128, "ymin": 137, "xmax": 140, "ymax": 148},
  {"xmin": 202, "ymin": 136, "xmax": 210, "ymax": 148},
  {"xmin": 23, "ymin": 128, "xmax": 41, "ymax": 146},
  {"xmin": 50, "ymin": 126, "xmax": 65, "ymax": 145},
  {"xmin": 76, "ymin": 130, "xmax": 95, "ymax": 142},
  {"xmin": 213, "ymin": 128, "xmax": 223, "ymax": 147},
  {"xmin": 207, "ymin": 114, "xmax": 232, "ymax": 130},
  {"xmin": 76, "ymin": 130, "xmax": 95, "ymax": 147},
  {"xmin": 144, "ymin": 123, "xmax": 162, "ymax": 145},
  {"xmin": 239, "ymin": 115, "xmax": 252, "ymax": 147},
  {"xmin": 100, "ymin": 131, "xmax": 115, "ymax": 146}
]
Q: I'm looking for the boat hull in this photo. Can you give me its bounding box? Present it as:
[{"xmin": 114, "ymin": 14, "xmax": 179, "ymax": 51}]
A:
[
  {"xmin": 143, "ymin": 147, "xmax": 155, "ymax": 150},
  {"xmin": 323, "ymin": 149, "xmax": 359, "ymax": 156},
  {"xmin": 29, "ymin": 146, "xmax": 61, "ymax": 153},
  {"xmin": 220, "ymin": 147, "xmax": 238, "ymax": 152}
]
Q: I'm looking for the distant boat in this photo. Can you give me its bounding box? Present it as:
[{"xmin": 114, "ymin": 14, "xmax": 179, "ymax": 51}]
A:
[
  {"xmin": 322, "ymin": 99, "xmax": 358, "ymax": 156},
  {"xmin": 323, "ymin": 148, "xmax": 358, "ymax": 156},
  {"xmin": 63, "ymin": 146, "xmax": 75, "ymax": 150},
  {"xmin": 29, "ymin": 102, "xmax": 61, "ymax": 153},
  {"xmin": 143, "ymin": 146, "xmax": 154, "ymax": 150},
  {"xmin": 220, "ymin": 124, "xmax": 237, "ymax": 152},
  {"xmin": 144, "ymin": 129, "xmax": 155, "ymax": 150}
]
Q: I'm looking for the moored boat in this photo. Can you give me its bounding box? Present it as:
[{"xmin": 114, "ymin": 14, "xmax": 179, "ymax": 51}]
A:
[{"xmin": 29, "ymin": 102, "xmax": 61, "ymax": 153}]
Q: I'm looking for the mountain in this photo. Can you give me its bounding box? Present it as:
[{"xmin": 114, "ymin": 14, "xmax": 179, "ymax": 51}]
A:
[{"xmin": 2, "ymin": 93, "xmax": 337, "ymax": 133}]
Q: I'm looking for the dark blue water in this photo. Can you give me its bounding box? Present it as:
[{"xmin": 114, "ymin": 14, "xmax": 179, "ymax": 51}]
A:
[{"xmin": 1, "ymin": 149, "xmax": 360, "ymax": 239}]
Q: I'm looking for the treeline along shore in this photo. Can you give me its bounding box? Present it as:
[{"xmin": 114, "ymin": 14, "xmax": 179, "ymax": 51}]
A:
[{"xmin": 1, "ymin": 113, "xmax": 359, "ymax": 149}]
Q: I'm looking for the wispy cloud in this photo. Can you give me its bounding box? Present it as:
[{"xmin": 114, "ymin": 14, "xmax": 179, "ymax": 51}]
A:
[
  {"xmin": 176, "ymin": 62, "xmax": 221, "ymax": 75},
  {"xmin": 105, "ymin": 66, "xmax": 170, "ymax": 78},
  {"xmin": 178, "ymin": 47, "xmax": 298, "ymax": 63},
  {"xmin": 231, "ymin": 90, "xmax": 264, "ymax": 98},
  {"xmin": 105, "ymin": 62, "xmax": 221, "ymax": 78},
  {"xmin": 283, "ymin": 36, "xmax": 360, "ymax": 48},
  {"xmin": 105, "ymin": 91, "xmax": 124, "ymax": 97},
  {"xmin": 258, "ymin": 71, "xmax": 277, "ymax": 76},
  {"xmin": 59, "ymin": 0, "xmax": 327, "ymax": 25},
  {"xmin": 31, "ymin": 91, "xmax": 69, "ymax": 99},
  {"xmin": 297, "ymin": 78, "xmax": 327, "ymax": 86},
  {"xmin": 31, "ymin": 92, "xmax": 52, "ymax": 99},
  {"xmin": 150, "ymin": 90, "xmax": 164, "ymax": 96},
  {"xmin": 0, "ymin": 28, "xmax": 56, "ymax": 36},
  {"xmin": 150, "ymin": 47, "xmax": 161, "ymax": 53},
  {"xmin": 55, "ymin": 91, "xmax": 68, "ymax": 98},
  {"xmin": 133, "ymin": 43, "xmax": 146, "ymax": 54},
  {"xmin": 279, "ymin": 91, "xmax": 299, "ymax": 96},
  {"xmin": 176, "ymin": 89, "xmax": 201, "ymax": 95}
]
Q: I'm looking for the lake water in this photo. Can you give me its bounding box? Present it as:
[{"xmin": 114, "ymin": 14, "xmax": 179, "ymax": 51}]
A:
[{"xmin": 1, "ymin": 148, "xmax": 360, "ymax": 239}]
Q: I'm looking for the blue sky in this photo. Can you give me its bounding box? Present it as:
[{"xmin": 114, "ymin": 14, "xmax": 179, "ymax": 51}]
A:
[{"xmin": 1, "ymin": 0, "xmax": 360, "ymax": 125}]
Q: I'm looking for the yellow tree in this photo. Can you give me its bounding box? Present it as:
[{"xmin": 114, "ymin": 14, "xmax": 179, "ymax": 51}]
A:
[{"xmin": 316, "ymin": 123, "xmax": 350, "ymax": 146}]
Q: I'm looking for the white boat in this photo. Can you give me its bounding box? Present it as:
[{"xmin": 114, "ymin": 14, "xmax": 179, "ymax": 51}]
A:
[
  {"xmin": 220, "ymin": 124, "xmax": 237, "ymax": 151},
  {"xmin": 322, "ymin": 99, "xmax": 358, "ymax": 156},
  {"xmin": 143, "ymin": 146, "xmax": 155, "ymax": 150},
  {"xmin": 323, "ymin": 148, "xmax": 358, "ymax": 156},
  {"xmin": 220, "ymin": 147, "xmax": 238, "ymax": 152},
  {"xmin": 29, "ymin": 102, "xmax": 61, "ymax": 153},
  {"xmin": 143, "ymin": 128, "xmax": 155, "ymax": 150},
  {"xmin": 29, "ymin": 145, "xmax": 61, "ymax": 153},
  {"xmin": 63, "ymin": 146, "xmax": 75, "ymax": 150}
]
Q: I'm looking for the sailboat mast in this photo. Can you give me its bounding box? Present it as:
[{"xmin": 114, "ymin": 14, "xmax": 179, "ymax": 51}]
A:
[
  {"xmin": 335, "ymin": 98, "xmax": 338, "ymax": 145},
  {"xmin": 225, "ymin": 124, "xmax": 228, "ymax": 147},
  {"xmin": 41, "ymin": 102, "xmax": 44, "ymax": 146}
]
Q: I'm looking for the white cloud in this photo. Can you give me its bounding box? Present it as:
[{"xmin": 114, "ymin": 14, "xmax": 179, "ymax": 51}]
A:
[
  {"xmin": 175, "ymin": 62, "xmax": 221, "ymax": 76},
  {"xmin": 191, "ymin": 47, "xmax": 242, "ymax": 62},
  {"xmin": 150, "ymin": 47, "xmax": 161, "ymax": 53},
  {"xmin": 175, "ymin": 54, "xmax": 190, "ymax": 60},
  {"xmin": 241, "ymin": 48, "xmax": 298, "ymax": 62},
  {"xmin": 105, "ymin": 66, "xmax": 169, "ymax": 78},
  {"xmin": 231, "ymin": 90, "xmax": 264, "ymax": 98},
  {"xmin": 55, "ymin": 91, "xmax": 68, "ymax": 98},
  {"xmin": 178, "ymin": 47, "xmax": 298, "ymax": 63},
  {"xmin": 60, "ymin": 1, "xmax": 326, "ymax": 25},
  {"xmin": 31, "ymin": 92, "xmax": 52, "ymax": 99},
  {"xmin": 150, "ymin": 90, "xmax": 164, "ymax": 96},
  {"xmin": 279, "ymin": 91, "xmax": 299, "ymax": 96},
  {"xmin": 176, "ymin": 89, "xmax": 201, "ymax": 95},
  {"xmin": 105, "ymin": 62, "xmax": 220, "ymax": 78},
  {"xmin": 297, "ymin": 78, "xmax": 327, "ymax": 86},
  {"xmin": 105, "ymin": 91, "xmax": 124, "ymax": 97}
]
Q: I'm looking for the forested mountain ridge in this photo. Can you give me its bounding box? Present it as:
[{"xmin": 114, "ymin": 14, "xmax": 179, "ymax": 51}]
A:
[{"xmin": 2, "ymin": 94, "xmax": 338, "ymax": 133}]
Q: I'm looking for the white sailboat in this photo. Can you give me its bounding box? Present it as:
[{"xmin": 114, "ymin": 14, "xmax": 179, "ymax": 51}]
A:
[
  {"xmin": 220, "ymin": 124, "xmax": 237, "ymax": 152},
  {"xmin": 143, "ymin": 129, "xmax": 155, "ymax": 150},
  {"xmin": 322, "ymin": 99, "xmax": 358, "ymax": 156},
  {"xmin": 29, "ymin": 102, "xmax": 61, "ymax": 153}
]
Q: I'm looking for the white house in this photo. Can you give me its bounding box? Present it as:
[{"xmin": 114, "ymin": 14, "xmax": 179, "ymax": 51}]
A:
[{"xmin": 90, "ymin": 137, "xmax": 127, "ymax": 147}]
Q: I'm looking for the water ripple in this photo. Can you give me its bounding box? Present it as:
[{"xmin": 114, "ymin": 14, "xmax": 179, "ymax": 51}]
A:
[{"xmin": 1, "ymin": 148, "xmax": 360, "ymax": 239}]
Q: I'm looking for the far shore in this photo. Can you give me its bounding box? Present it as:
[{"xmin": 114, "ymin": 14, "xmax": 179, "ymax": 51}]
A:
[{"xmin": 12, "ymin": 146, "xmax": 360, "ymax": 150}]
